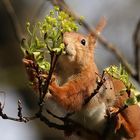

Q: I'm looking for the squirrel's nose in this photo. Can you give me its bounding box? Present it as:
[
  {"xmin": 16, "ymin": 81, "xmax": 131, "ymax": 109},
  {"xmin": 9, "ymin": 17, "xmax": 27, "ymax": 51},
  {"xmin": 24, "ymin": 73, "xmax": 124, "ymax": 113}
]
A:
[
  {"xmin": 63, "ymin": 40, "xmax": 68, "ymax": 47},
  {"xmin": 63, "ymin": 43, "xmax": 67, "ymax": 53}
]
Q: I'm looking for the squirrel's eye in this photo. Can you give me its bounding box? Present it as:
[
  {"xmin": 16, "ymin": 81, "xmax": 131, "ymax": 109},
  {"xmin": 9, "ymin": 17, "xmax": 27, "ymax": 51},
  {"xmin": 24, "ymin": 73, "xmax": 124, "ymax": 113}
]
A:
[{"xmin": 81, "ymin": 39, "xmax": 86, "ymax": 46}]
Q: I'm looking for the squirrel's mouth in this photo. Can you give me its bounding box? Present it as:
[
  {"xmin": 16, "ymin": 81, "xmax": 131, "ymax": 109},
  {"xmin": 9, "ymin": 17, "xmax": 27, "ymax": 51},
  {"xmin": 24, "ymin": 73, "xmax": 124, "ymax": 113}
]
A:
[
  {"xmin": 64, "ymin": 46, "xmax": 73, "ymax": 56},
  {"xmin": 65, "ymin": 50, "xmax": 73, "ymax": 56},
  {"xmin": 63, "ymin": 40, "xmax": 75, "ymax": 58}
]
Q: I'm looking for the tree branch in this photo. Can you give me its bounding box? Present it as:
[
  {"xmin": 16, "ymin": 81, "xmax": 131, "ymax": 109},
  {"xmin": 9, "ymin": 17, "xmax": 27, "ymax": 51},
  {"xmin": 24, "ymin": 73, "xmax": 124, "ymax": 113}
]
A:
[
  {"xmin": 40, "ymin": 53, "xmax": 60, "ymax": 104},
  {"xmin": 0, "ymin": 100, "xmax": 36, "ymax": 123},
  {"xmin": 1, "ymin": 0, "xmax": 24, "ymax": 43},
  {"xmin": 45, "ymin": 108, "xmax": 100, "ymax": 139},
  {"xmin": 84, "ymin": 71, "xmax": 106, "ymax": 105},
  {"xmin": 133, "ymin": 19, "xmax": 140, "ymax": 83}
]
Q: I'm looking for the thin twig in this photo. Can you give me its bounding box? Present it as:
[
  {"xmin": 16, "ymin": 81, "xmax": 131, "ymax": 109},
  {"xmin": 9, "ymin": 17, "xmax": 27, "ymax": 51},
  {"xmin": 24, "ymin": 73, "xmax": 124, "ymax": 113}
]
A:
[
  {"xmin": 45, "ymin": 108, "xmax": 99, "ymax": 138},
  {"xmin": 1, "ymin": 0, "xmax": 24, "ymax": 43},
  {"xmin": 84, "ymin": 71, "xmax": 106, "ymax": 105},
  {"xmin": 114, "ymin": 105, "xmax": 128, "ymax": 116},
  {"xmin": 46, "ymin": 108, "xmax": 75, "ymax": 121},
  {"xmin": 0, "ymin": 98, "xmax": 96, "ymax": 138},
  {"xmin": 46, "ymin": 109, "xmax": 65, "ymax": 121},
  {"xmin": 0, "ymin": 101, "xmax": 33, "ymax": 123},
  {"xmin": 36, "ymin": 112, "xmax": 66, "ymax": 130},
  {"xmin": 40, "ymin": 53, "xmax": 60, "ymax": 104},
  {"xmin": 50, "ymin": 0, "xmax": 136, "ymax": 77},
  {"xmin": 17, "ymin": 100, "xmax": 23, "ymax": 121},
  {"xmin": 133, "ymin": 19, "xmax": 140, "ymax": 82}
]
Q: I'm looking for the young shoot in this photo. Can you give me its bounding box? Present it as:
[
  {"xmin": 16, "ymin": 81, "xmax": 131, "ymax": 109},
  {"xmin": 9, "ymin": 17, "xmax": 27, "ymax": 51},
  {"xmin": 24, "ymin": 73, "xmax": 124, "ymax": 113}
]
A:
[
  {"xmin": 105, "ymin": 65, "xmax": 140, "ymax": 106},
  {"xmin": 21, "ymin": 6, "xmax": 79, "ymax": 72}
]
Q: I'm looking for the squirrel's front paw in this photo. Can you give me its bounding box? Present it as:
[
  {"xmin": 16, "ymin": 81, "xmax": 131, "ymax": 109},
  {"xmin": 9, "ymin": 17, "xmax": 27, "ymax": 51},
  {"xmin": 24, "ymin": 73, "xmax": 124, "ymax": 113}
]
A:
[
  {"xmin": 49, "ymin": 75, "xmax": 58, "ymax": 92},
  {"xmin": 50, "ymin": 75, "xmax": 57, "ymax": 84}
]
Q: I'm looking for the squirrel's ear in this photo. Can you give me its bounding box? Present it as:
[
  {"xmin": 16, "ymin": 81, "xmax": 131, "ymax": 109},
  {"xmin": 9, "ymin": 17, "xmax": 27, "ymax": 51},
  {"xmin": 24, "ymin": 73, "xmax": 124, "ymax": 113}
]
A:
[
  {"xmin": 95, "ymin": 17, "xmax": 106, "ymax": 36},
  {"xmin": 88, "ymin": 17, "xmax": 106, "ymax": 48}
]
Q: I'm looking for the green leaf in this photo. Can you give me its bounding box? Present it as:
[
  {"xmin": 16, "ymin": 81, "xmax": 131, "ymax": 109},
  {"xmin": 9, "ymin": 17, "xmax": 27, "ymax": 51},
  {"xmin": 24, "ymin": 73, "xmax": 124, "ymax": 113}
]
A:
[
  {"xmin": 38, "ymin": 61, "xmax": 50, "ymax": 71},
  {"xmin": 105, "ymin": 65, "xmax": 135, "ymax": 90},
  {"xmin": 125, "ymin": 97, "xmax": 137, "ymax": 106},
  {"xmin": 21, "ymin": 6, "xmax": 81, "ymax": 73}
]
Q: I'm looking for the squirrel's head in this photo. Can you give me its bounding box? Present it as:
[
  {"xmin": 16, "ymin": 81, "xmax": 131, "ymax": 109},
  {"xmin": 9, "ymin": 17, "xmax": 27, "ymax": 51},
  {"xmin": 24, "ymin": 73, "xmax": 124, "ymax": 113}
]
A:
[
  {"xmin": 62, "ymin": 32, "xmax": 95, "ymax": 66},
  {"xmin": 58, "ymin": 18, "xmax": 106, "ymax": 69}
]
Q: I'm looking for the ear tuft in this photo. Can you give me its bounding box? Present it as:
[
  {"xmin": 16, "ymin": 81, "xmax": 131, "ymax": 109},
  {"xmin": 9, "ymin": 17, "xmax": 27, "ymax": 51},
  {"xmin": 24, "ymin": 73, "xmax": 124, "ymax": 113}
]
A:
[
  {"xmin": 87, "ymin": 17, "xmax": 106, "ymax": 50},
  {"xmin": 95, "ymin": 17, "xmax": 106, "ymax": 35},
  {"xmin": 88, "ymin": 17, "xmax": 106, "ymax": 46}
]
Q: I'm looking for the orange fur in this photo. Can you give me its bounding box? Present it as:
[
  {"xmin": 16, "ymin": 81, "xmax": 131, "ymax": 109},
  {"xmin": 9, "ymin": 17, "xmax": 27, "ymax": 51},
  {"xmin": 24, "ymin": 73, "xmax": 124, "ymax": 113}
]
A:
[
  {"xmin": 112, "ymin": 78, "xmax": 140, "ymax": 139},
  {"xmin": 49, "ymin": 31, "xmax": 98, "ymax": 111},
  {"xmin": 49, "ymin": 19, "xmax": 140, "ymax": 139},
  {"xmin": 49, "ymin": 66, "xmax": 97, "ymax": 111}
]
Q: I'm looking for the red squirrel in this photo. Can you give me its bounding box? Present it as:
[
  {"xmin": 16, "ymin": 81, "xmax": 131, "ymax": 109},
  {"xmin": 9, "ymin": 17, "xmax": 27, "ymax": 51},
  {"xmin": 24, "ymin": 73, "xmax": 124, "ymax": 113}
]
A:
[{"xmin": 48, "ymin": 19, "xmax": 140, "ymax": 140}]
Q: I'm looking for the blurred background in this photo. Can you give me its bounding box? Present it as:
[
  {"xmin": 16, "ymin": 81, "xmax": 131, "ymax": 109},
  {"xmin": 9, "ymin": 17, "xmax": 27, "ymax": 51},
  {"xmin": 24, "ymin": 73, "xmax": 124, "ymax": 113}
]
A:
[{"xmin": 0, "ymin": 0, "xmax": 140, "ymax": 140}]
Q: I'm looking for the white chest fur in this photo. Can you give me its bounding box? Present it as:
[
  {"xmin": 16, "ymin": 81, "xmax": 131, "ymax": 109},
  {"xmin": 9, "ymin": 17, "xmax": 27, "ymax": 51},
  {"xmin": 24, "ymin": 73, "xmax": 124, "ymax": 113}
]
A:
[{"xmin": 71, "ymin": 102, "xmax": 107, "ymax": 134}]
